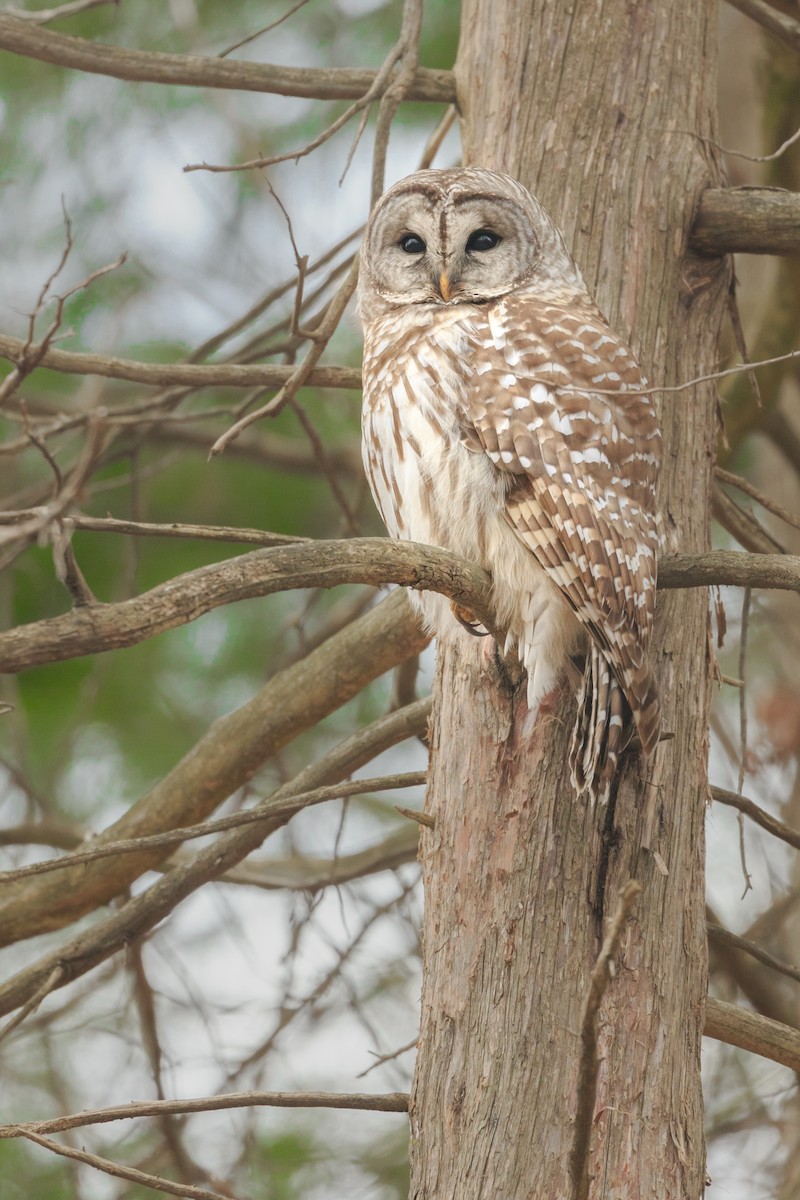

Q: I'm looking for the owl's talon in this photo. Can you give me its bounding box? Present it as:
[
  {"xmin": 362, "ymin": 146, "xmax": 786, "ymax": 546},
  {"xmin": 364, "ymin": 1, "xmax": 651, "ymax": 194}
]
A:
[{"xmin": 450, "ymin": 601, "xmax": 489, "ymax": 637}]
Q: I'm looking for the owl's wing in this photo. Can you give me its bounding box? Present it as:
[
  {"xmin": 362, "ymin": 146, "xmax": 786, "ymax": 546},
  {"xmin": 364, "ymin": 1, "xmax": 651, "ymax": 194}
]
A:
[{"xmin": 462, "ymin": 295, "xmax": 662, "ymax": 749}]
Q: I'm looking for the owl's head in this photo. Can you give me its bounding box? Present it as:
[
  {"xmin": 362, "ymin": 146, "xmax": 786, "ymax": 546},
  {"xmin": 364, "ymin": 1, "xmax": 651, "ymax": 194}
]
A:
[{"xmin": 358, "ymin": 168, "xmax": 588, "ymax": 319}]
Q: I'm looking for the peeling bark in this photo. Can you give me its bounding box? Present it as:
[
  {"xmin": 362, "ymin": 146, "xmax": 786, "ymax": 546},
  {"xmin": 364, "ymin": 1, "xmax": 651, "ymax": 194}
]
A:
[{"xmin": 410, "ymin": 2, "xmax": 731, "ymax": 1197}]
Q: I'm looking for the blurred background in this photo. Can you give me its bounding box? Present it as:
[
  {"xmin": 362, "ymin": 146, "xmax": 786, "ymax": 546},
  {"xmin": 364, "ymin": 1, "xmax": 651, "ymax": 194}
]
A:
[{"xmin": 0, "ymin": 2, "xmax": 799, "ymax": 1196}]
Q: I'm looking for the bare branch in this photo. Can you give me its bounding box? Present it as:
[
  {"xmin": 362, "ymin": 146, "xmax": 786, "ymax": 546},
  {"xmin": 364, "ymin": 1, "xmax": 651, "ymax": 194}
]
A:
[
  {"xmin": 220, "ymin": 824, "xmax": 419, "ymax": 891},
  {"xmin": 14, "ymin": 1130, "xmax": 229, "ymax": 1200},
  {"xmin": 218, "ymin": 0, "xmax": 312, "ymax": 58},
  {"xmin": 704, "ymin": 996, "xmax": 800, "ymax": 1073},
  {"xmin": 185, "ymin": 14, "xmax": 409, "ymax": 177},
  {"xmin": 0, "ymin": 332, "xmax": 362, "ymax": 390},
  {"xmin": 4, "ymin": 0, "xmax": 117, "ymax": 23},
  {"xmin": 0, "ymin": 410, "xmax": 108, "ymax": 566},
  {"xmin": 210, "ymin": 258, "xmax": 361, "ymax": 454},
  {"xmin": 691, "ymin": 187, "xmax": 800, "ymax": 256},
  {"xmin": 707, "ymin": 922, "xmax": 800, "ymax": 986},
  {"xmin": 369, "ymin": 0, "xmax": 423, "ymax": 205},
  {"xmin": 707, "ymin": 902, "xmax": 799, "ymax": 1028},
  {"xmin": 0, "ymin": 598, "xmax": 430, "ymax": 952},
  {"xmin": 725, "ymin": 0, "xmax": 800, "ymax": 54},
  {"xmin": 716, "ymin": 465, "xmax": 800, "ymax": 533},
  {"xmin": 1, "ymin": 544, "xmax": 797, "ymax": 676},
  {"xmin": 0, "ymin": 1090, "xmax": 409, "ymax": 1139},
  {"xmin": 712, "ymin": 784, "xmax": 800, "ymax": 852},
  {"xmin": 712, "ymin": 484, "xmax": 785, "ymax": 554},
  {"xmin": 0, "ymin": 820, "xmax": 85, "ymax": 850},
  {"xmin": 659, "ymin": 549, "xmax": 800, "ymax": 592},
  {"xmin": 0, "ymin": 13, "xmax": 455, "ymax": 101},
  {"xmin": 0, "ymin": 772, "xmax": 426, "ymax": 883},
  {"xmin": 0, "ymin": 966, "xmax": 65, "ymax": 1045},
  {"xmin": 0, "ymin": 694, "xmax": 431, "ymax": 1013},
  {"xmin": 0, "ymin": 538, "xmax": 490, "ymax": 673}
]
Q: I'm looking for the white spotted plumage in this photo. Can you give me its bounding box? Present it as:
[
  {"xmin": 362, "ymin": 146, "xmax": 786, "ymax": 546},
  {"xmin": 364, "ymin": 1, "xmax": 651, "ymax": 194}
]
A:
[{"xmin": 359, "ymin": 168, "xmax": 662, "ymax": 803}]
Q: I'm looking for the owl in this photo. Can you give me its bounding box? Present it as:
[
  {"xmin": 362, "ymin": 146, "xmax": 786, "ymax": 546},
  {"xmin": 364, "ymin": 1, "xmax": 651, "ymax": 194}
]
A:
[{"xmin": 358, "ymin": 168, "xmax": 661, "ymax": 803}]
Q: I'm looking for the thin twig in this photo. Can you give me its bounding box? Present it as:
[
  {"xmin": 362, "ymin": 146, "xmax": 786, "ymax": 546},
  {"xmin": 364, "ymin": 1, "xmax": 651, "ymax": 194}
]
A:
[
  {"xmin": 716, "ymin": 466, "xmax": 800, "ymax": 534},
  {"xmin": 289, "ymin": 396, "xmax": 360, "ymax": 533},
  {"xmin": 217, "ymin": 0, "xmax": 311, "ymax": 58},
  {"xmin": 369, "ymin": 0, "xmax": 423, "ymax": 206},
  {"xmin": 711, "ymin": 785, "xmax": 800, "ymax": 853},
  {"xmin": 570, "ymin": 880, "xmax": 641, "ymax": 1200},
  {"xmin": 0, "ymin": 966, "xmax": 64, "ymax": 1044},
  {"xmin": 0, "ymin": 1090, "xmax": 409, "ymax": 1139},
  {"xmin": 5, "ymin": 337, "xmax": 800, "ymax": 401},
  {"xmin": 14, "ymin": 1130, "xmax": 230, "ymax": 1200},
  {"xmin": 736, "ymin": 588, "xmax": 753, "ymax": 897},
  {"xmin": 60, "ymin": 514, "xmax": 308, "ymax": 545},
  {"xmin": 209, "ymin": 257, "xmax": 361, "ymax": 454},
  {"xmin": 0, "ymin": 15, "xmax": 456, "ymax": 102},
  {"xmin": 707, "ymin": 923, "xmax": 800, "ymax": 986},
  {"xmin": 0, "ymin": 772, "xmax": 426, "ymax": 883},
  {"xmin": 418, "ymin": 105, "xmax": 457, "ymax": 169},
  {"xmin": 395, "ymin": 805, "xmax": 434, "ymax": 829},
  {"xmin": 0, "ymin": 332, "xmax": 361, "ymax": 390},
  {"xmin": 358, "ymin": 1037, "xmax": 418, "ymax": 1078},
  {"xmin": 0, "ymin": 410, "xmax": 108, "ymax": 567},
  {"xmin": 726, "ymin": 0, "xmax": 800, "ymax": 54},
  {"xmin": 4, "ymin": 0, "xmax": 116, "ymax": 23},
  {"xmin": 184, "ymin": 8, "xmax": 410, "ymax": 176},
  {"xmin": 0, "ymin": 690, "xmax": 432, "ymax": 1017}
]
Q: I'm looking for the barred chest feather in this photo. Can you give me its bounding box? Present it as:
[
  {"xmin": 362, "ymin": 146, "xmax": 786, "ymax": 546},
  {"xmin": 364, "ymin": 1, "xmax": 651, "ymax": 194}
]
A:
[{"xmin": 361, "ymin": 305, "xmax": 580, "ymax": 707}]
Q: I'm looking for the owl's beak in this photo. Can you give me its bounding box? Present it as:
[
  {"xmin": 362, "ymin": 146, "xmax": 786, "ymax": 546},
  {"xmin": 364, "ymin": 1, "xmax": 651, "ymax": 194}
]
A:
[{"xmin": 438, "ymin": 273, "xmax": 452, "ymax": 302}]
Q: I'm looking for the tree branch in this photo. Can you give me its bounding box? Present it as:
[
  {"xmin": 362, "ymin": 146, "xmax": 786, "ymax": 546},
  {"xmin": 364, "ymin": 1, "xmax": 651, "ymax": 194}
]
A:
[
  {"xmin": 712, "ymin": 784, "xmax": 800, "ymax": 852},
  {"xmin": 690, "ymin": 187, "xmax": 800, "ymax": 256},
  {"xmin": 659, "ymin": 549, "xmax": 800, "ymax": 591},
  {"xmin": 0, "ymin": 597, "xmax": 430, "ymax": 949},
  {"xmin": 725, "ymin": 0, "xmax": 800, "ymax": 54},
  {"xmin": 704, "ymin": 996, "xmax": 800, "ymax": 1073},
  {"xmin": 0, "ymin": 538, "xmax": 493, "ymax": 673},
  {"xmin": 0, "ymin": 333, "xmax": 361, "ymax": 390},
  {"xmin": 220, "ymin": 824, "xmax": 420, "ymax": 891},
  {"xmin": 0, "ymin": 694, "xmax": 431, "ymax": 1013},
  {"xmin": 0, "ymin": 771, "xmax": 426, "ymax": 884},
  {"xmin": 707, "ymin": 922, "xmax": 800, "ymax": 986},
  {"xmin": 1, "ymin": 544, "xmax": 797, "ymax": 676},
  {"xmin": 0, "ymin": 1090, "xmax": 409, "ymax": 1139},
  {"xmin": 0, "ymin": 13, "xmax": 455, "ymax": 101}
]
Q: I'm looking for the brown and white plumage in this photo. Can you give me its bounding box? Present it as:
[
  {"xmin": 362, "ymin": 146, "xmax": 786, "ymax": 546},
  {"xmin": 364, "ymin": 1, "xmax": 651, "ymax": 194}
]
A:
[{"xmin": 358, "ymin": 168, "xmax": 662, "ymax": 802}]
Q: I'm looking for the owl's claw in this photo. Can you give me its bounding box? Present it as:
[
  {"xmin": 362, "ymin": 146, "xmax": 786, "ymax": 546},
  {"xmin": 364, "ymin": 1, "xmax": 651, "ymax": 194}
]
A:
[{"xmin": 450, "ymin": 601, "xmax": 489, "ymax": 637}]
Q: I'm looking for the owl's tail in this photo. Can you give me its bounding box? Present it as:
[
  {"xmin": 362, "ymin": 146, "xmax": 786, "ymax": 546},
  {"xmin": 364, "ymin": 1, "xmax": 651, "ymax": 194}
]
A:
[{"xmin": 569, "ymin": 644, "xmax": 660, "ymax": 805}]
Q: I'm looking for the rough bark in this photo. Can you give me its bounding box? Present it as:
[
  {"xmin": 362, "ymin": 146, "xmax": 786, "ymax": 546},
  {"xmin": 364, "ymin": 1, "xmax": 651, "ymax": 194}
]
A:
[
  {"xmin": 690, "ymin": 187, "xmax": 800, "ymax": 256},
  {"xmin": 409, "ymin": 3, "xmax": 731, "ymax": 1198}
]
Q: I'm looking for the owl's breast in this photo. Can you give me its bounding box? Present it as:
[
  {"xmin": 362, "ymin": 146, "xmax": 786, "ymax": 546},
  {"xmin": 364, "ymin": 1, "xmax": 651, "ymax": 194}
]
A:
[{"xmin": 361, "ymin": 310, "xmax": 505, "ymax": 560}]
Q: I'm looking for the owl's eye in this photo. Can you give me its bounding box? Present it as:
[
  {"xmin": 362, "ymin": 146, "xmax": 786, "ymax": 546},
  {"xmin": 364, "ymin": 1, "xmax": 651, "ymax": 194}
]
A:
[
  {"xmin": 466, "ymin": 229, "xmax": 501, "ymax": 252},
  {"xmin": 399, "ymin": 233, "xmax": 426, "ymax": 254}
]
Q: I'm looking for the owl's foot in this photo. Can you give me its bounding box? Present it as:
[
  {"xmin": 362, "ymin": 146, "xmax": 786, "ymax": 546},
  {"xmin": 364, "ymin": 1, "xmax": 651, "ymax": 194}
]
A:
[{"xmin": 450, "ymin": 601, "xmax": 489, "ymax": 637}]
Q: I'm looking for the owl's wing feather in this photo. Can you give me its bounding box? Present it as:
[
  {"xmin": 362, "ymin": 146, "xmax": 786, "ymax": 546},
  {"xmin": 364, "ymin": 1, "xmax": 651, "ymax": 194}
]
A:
[{"xmin": 463, "ymin": 295, "xmax": 661, "ymax": 755}]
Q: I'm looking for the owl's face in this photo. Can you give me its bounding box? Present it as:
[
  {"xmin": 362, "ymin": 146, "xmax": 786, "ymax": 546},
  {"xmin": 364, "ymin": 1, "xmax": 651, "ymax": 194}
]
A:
[{"xmin": 358, "ymin": 168, "xmax": 587, "ymax": 318}]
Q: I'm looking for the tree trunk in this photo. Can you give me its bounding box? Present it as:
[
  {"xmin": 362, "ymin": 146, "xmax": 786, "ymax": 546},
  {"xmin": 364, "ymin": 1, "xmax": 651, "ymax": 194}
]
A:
[{"xmin": 409, "ymin": 3, "xmax": 731, "ymax": 1197}]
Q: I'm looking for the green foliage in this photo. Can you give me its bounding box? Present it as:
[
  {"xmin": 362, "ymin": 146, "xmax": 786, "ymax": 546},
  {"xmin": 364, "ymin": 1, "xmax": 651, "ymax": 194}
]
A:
[{"xmin": 0, "ymin": 1137, "xmax": 76, "ymax": 1200}]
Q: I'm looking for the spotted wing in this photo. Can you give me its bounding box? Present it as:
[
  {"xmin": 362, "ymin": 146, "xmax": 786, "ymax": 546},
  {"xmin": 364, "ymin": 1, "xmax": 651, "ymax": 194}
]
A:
[{"xmin": 463, "ymin": 293, "xmax": 662, "ymax": 754}]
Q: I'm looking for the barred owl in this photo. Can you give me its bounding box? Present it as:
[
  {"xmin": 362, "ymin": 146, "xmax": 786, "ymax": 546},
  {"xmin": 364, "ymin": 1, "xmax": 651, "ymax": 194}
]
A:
[{"xmin": 358, "ymin": 168, "xmax": 661, "ymax": 803}]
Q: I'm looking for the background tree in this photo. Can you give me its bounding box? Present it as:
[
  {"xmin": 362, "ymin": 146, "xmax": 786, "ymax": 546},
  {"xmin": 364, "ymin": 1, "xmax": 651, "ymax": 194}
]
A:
[{"xmin": 0, "ymin": 2, "xmax": 800, "ymax": 1198}]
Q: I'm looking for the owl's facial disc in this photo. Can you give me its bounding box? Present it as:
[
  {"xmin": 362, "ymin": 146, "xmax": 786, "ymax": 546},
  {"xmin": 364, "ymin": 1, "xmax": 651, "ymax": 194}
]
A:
[{"xmin": 364, "ymin": 187, "xmax": 539, "ymax": 308}]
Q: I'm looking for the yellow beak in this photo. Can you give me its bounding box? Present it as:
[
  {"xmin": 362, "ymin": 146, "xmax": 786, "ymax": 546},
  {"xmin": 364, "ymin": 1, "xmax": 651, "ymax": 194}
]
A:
[{"xmin": 438, "ymin": 273, "xmax": 451, "ymax": 302}]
